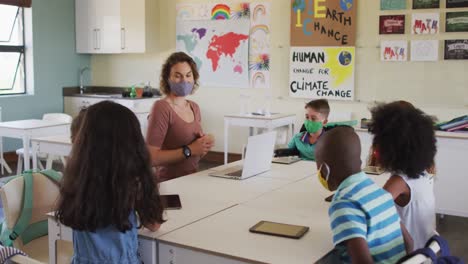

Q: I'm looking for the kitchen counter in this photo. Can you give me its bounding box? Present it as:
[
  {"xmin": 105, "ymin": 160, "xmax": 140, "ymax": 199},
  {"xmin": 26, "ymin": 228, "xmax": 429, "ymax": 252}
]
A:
[{"xmin": 63, "ymin": 86, "xmax": 162, "ymax": 99}]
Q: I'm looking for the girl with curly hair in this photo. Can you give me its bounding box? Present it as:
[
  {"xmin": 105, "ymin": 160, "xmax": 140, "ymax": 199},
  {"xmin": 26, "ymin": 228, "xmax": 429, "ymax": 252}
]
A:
[{"xmin": 369, "ymin": 100, "xmax": 437, "ymax": 250}]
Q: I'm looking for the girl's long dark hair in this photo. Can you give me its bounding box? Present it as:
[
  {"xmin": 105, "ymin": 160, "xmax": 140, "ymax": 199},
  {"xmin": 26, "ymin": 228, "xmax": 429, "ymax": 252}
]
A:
[{"xmin": 55, "ymin": 101, "xmax": 164, "ymax": 232}]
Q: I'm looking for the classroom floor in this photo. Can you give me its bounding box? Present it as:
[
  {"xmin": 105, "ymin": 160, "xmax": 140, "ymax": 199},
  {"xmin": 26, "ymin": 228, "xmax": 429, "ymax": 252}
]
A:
[{"xmin": 0, "ymin": 159, "xmax": 467, "ymax": 261}]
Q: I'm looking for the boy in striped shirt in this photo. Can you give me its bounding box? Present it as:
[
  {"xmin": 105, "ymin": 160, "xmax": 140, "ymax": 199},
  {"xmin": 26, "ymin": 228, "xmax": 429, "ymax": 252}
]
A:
[{"xmin": 315, "ymin": 127, "xmax": 412, "ymax": 263}]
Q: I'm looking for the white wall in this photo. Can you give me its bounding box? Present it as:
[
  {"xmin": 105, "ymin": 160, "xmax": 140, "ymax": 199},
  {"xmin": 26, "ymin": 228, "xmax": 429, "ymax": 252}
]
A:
[{"xmin": 91, "ymin": 0, "xmax": 468, "ymax": 154}]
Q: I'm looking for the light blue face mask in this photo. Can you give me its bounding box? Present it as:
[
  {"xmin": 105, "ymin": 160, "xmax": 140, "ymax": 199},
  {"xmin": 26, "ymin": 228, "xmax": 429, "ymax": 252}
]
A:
[{"xmin": 169, "ymin": 81, "xmax": 193, "ymax": 97}]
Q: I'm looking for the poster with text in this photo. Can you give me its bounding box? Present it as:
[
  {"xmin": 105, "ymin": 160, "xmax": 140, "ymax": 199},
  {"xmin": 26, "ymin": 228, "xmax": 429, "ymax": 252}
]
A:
[
  {"xmin": 176, "ymin": 19, "xmax": 250, "ymax": 88},
  {"xmin": 290, "ymin": 0, "xmax": 357, "ymax": 46},
  {"xmin": 289, "ymin": 47, "xmax": 355, "ymax": 100},
  {"xmin": 446, "ymin": 12, "xmax": 468, "ymax": 32},
  {"xmin": 379, "ymin": 15, "xmax": 405, "ymax": 34},
  {"xmin": 411, "ymin": 40, "xmax": 439, "ymax": 61},
  {"xmin": 381, "ymin": 0, "xmax": 407, "ymax": 10},
  {"xmin": 381, "ymin": 40, "xmax": 408, "ymax": 61},
  {"xmin": 412, "ymin": 0, "xmax": 440, "ymax": 9},
  {"xmin": 444, "ymin": 39, "xmax": 468, "ymax": 59},
  {"xmin": 446, "ymin": 0, "xmax": 468, "ymax": 8},
  {"xmin": 250, "ymin": 2, "xmax": 271, "ymax": 89},
  {"xmin": 412, "ymin": 13, "xmax": 440, "ymax": 34}
]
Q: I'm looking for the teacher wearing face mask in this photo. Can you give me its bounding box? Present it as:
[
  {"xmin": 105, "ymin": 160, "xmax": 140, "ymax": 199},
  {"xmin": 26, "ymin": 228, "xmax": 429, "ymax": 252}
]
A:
[{"xmin": 147, "ymin": 52, "xmax": 214, "ymax": 182}]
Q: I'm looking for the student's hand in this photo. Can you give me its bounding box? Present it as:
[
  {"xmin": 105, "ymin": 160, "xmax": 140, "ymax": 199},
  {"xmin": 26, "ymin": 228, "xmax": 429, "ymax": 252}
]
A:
[{"xmin": 345, "ymin": 238, "xmax": 374, "ymax": 264}]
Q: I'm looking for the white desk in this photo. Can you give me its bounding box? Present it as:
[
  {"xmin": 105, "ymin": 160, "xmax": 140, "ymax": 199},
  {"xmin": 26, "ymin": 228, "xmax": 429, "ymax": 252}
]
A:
[
  {"xmin": 158, "ymin": 176, "xmax": 333, "ymax": 264},
  {"xmin": 224, "ymin": 113, "xmax": 296, "ymax": 164},
  {"xmin": 31, "ymin": 135, "xmax": 72, "ymax": 170},
  {"xmin": 47, "ymin": 160, "xmax": 317, "ymax": 264},
  {"xmin": 0, "ymin": 119, "xmax": 70, "ymax": 171},
  {"xmin": 355, "ymin": 128, "xmax": 468, "ymax": 218}
]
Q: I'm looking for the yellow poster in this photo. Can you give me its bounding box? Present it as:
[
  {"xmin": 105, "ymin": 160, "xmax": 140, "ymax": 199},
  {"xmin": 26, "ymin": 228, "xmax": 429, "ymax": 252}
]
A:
[{"xmin": 289, "ymin": 47, "xmax": 355, "ymax": 100}]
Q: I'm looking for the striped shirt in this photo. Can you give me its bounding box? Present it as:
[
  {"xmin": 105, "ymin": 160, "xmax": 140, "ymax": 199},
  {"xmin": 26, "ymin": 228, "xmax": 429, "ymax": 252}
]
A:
[{"xmin": 329, "ymin": 172, "xmax": 406, "ymax": 263}]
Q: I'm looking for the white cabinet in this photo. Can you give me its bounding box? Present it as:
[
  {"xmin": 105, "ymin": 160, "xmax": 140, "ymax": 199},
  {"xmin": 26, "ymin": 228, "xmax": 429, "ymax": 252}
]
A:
[
  {"xmin": 64, "ymin": 96, "xmax": 158, "ymax": 136},
  {"xmin": 75, "ymin": 0, "xmax": 145, "ymax": 54}
]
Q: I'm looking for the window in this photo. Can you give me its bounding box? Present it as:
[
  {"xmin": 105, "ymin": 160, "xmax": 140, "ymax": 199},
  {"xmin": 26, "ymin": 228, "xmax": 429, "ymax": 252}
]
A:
[{"xmin": 0, "ymin": 4, "xmax": 25, "ymax": 95}]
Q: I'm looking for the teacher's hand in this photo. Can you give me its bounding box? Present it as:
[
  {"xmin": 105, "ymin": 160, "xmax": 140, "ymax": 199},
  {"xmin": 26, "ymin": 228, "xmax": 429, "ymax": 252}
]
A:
[{"xmin": 189, "ymin": 136, "xmax": 212, "ymax": 156}]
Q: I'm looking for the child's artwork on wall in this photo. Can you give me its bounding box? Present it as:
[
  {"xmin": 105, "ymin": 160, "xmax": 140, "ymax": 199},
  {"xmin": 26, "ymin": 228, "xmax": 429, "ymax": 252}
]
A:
[
  {"xmin": 249, "ymin": 2, "xmax": 271, "ymax": 89},
  {"xmin": 290, "ymin": 0, "xmax": 357, "ymax": 46},
  {"xmin": 412, "ymin": 0, "xmax": 440, "ymax": 9},
  {"xmin": 176, "ymin": 3, "xmax": 214, "ymax": 20},
  {"xmin": 444, "ymin": 39, "xmax": 468, "ymax": 59},
  {"xmin": 176, "ymin": 19, "xmax": 250, "ymax": 88},
  {"xmin": 289, "ymin": 47, "xmax": 355, "ymax": 100},
  {"xmin": 381, "ymin": 40, "xmax": 408, "ymax": 61},
  {"xmin": 446, "ymin": 0, "xmax": 468, "ymax": 8},
  {"xmin": 176, "ymin": 2, "xmax": 271, "ymax": 89},
  {"xmin": 381, "ymin": 0, "xmax": 407, "ymax": 10},
  {"xmin": 446, "ymin": 12, "xmax": 468, "ymax": 32},
  {"xmin": 412, "ymin": 13, "xmax": 440, "ymax": 34},
  {"xmin": 379, "ymin": 15, "xmax": 405, "ymax": 34},
  {"xmin": 410, "ymin": 40, "xmax": 439, "ymax": 61}
]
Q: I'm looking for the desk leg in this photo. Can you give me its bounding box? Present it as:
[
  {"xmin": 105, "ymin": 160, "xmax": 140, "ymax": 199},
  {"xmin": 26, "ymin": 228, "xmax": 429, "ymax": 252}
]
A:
[
  {"xmin": 224, "ymin": 119, "xmax": 229, "ymax": 165},
  {"xmin": 48, "ymin": 218, "xmax": 60, "ymax": 264},
  {"xmin": 249, "ymin": 127, "xmax": 254, "ymax": 136},
  {"xmin": 32, "ymin": 141, "xmax": 38, "ymax": 170},
  {"xmin": 22, "ymin": 136, "xmax": 30, "ymax": 171}
]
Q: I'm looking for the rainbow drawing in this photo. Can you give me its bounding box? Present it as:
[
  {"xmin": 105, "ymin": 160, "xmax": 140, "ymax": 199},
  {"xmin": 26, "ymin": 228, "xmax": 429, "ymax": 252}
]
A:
[
  {"xmin": 250, "ymin": 24, "xmax": 270, "ymax": 35},
  {"xmin": 251, "ymin": 72, "xmax": 266, "ymax": 88},
  {"xmin": 253, "ymin": 4, "xmax": 266, "ymax": 22},
  {"xmin": 211, "ymin": 4, "xmax": 230, "ymax": 20},
  {"xmin": 176, "ymin": 5, "xmax": 195, "ymax": 20},
  {"xmin": 231, "ymin": 3, "xmax": 250, "ymax": 20}
]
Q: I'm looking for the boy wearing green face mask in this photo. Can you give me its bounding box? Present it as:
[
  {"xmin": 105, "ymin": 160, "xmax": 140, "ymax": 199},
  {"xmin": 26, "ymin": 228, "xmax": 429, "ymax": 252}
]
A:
[{"xmin": 286, "ymin": 99, "xmax": 330, "ymax": 160}]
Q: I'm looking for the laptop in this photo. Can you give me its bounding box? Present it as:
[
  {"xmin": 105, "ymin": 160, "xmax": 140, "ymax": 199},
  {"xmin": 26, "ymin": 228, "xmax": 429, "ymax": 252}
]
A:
[
  {"xmin": 209, "ymin": 131, "xmax": 277, "ymax": 180},
  {"xmin": 272, "ymin": 156, "xmax": 301, "ymax": 165}
]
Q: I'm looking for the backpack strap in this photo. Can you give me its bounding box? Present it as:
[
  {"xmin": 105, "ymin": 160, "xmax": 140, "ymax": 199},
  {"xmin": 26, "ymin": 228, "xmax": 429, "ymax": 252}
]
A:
[
  {"xmin": 7, "ymin": 171, "xmax": 34, "ymax": 244},
  {"xmin": 3, "ymin": 170, "xmax": 61, "ymax": 246},
  {"xmin": 398, "ymin": 247, "xmax": 437, "ymax": 263},
  {"xmin": 426, "ymin": 235, "xmax": 451, "ymax": 257},
  {"xmin": 39, "ymin": 169, "xmax": 62, "ymax": 183}
]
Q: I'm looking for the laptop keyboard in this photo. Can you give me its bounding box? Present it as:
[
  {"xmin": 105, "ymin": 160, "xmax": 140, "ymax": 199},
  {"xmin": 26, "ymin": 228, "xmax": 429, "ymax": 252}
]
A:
[
  {"xmin": 216, "ymin": 165, "xmax": 243, "ymax": 177},
  {"xmin": 226, "ymin": 169, "xmax": 243, "ymax": 177}
]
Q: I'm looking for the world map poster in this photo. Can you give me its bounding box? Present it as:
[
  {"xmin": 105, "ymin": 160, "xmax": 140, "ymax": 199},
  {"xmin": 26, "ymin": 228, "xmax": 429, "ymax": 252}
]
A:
[{"xmin": 176, "ymin": 19, "xmax": 250, "ymax": 88}]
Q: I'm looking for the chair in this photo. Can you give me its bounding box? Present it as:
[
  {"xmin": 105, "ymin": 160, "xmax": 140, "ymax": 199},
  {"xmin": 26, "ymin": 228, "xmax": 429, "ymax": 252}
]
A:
[
  {"xmin": 399, "ymin": 239, "xmax": 441, "ymax": 264},
  {"xmin": 16, "ymin": 113, "xmax": 72, "ymax": 174},
  {"xmin": 0, "ymin": 107, "xmax": 12, "ymax": 176},
  {"xmin": 0, "ymin": 172, "xmax": 73, "ymax": 263}
]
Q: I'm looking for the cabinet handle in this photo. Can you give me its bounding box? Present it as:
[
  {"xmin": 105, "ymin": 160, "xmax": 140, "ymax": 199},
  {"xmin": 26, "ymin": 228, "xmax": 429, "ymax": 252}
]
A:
[
  {"xmin": 97, "ymin": 29, "xmax": 101, "ymax": 50},
  {"xmin": 121, "ymin": 27, "xmax": 126, "ymax": 50},
  {"xmin": 93, "ymin": 29, "xmax": 97, "ymax": 50}
]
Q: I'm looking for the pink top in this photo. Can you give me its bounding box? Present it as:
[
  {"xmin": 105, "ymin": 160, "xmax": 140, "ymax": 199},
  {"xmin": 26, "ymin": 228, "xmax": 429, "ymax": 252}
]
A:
[{"xmin": 146, "ymin": 100, "xmax": 203, "ymax": 182}]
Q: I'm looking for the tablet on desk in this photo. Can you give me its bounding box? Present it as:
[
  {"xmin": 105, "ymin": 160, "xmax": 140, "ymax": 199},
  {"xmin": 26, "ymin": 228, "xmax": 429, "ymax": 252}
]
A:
[
  {"xmin": 160, "ymin": 194, "xmax": 182, "ymax": 210},
  {"xmin": 249, "ymin": 220, "xmax": 309, "ymax": 239}
]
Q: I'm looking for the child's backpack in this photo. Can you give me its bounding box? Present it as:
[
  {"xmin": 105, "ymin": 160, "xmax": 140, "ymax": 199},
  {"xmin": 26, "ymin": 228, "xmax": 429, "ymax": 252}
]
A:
[
  {"xmin": 398, "ymin": 235, "xmax": 464, "ymax": 264},
  {"xmin": 0, "ymin": 170, "xmax": 62, "ymax": 247}
]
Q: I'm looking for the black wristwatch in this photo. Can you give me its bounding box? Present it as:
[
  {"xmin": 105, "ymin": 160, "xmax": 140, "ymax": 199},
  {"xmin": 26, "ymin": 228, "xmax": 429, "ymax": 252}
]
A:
[{"xmin": 182, "ymin": 145, "xmax": 191, "ymax": 159}]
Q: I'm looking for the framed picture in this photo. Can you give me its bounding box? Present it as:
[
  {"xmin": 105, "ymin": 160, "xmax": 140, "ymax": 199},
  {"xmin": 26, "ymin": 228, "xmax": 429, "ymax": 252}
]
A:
[
  {"xmin": 444, "ymin": 39, "xmax": 468, "ymax": 60},
  {"xmin": 446, "ymin": 0, "xmax": 468, "ymax": 8},
  {"xmin": 446, "ymin": 12, "xmax": 468, "ymax": 32},
  {"xmin": 379, "ymin": 15, "xmax": 405, "ymax": 34},
  {"xmin": 412, "ymin": 0, "xmax": 440, "ymax": 9}
]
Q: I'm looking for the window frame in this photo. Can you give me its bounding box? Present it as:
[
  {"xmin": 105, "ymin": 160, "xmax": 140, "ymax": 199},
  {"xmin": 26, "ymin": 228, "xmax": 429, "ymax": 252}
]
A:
[{"xmin": 0, "ymin": 5, "xmax": 27, "ymax": 95}]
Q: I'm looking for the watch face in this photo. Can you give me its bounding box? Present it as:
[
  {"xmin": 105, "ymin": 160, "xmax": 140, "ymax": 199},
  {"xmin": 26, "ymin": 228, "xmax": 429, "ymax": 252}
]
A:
[{"xmin": 183, "ymin": 146, "xmax": 191, "ymax": 157}]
